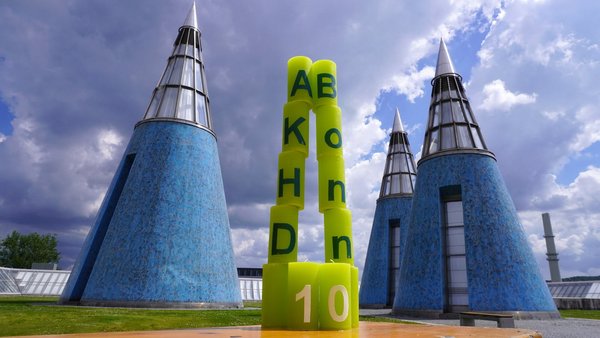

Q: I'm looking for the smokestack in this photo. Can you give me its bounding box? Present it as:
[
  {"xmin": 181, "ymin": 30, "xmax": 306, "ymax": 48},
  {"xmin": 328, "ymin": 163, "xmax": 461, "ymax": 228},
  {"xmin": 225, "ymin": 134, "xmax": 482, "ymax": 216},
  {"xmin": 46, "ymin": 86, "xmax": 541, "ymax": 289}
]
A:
[{"xmin": 542, "ymin": 213, "xmax": 562, "ymax": 282}]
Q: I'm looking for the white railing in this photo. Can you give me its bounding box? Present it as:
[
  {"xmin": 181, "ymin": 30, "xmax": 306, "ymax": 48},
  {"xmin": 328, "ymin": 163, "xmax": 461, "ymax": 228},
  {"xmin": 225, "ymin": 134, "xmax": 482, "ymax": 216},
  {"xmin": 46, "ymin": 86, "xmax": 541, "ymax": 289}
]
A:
[
  {"xmin": 0, "ymin": 267, "xmax": 69, "ymax": 296},
  {"xmin": 239, "ymin": 277, "xmax": 262, "ymax": 301},
  {"xmin": 1, "ymin": 267, "xmax": 263, "ymax": 301}
]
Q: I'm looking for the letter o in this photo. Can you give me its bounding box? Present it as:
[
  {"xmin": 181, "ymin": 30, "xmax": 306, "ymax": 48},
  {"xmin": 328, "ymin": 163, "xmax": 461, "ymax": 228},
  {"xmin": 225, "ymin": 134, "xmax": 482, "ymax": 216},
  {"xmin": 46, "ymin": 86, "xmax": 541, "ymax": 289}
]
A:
[{"xmin": 325, "ymin": 128, "xmax": 342, "ymax": 148}]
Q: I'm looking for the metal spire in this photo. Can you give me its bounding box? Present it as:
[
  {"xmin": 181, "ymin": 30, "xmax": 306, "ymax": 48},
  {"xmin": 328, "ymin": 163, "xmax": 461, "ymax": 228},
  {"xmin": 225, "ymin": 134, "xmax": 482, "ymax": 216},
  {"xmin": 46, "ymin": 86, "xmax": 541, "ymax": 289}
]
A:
[
  {"xmin": 420, "ymin": 40, "xmax": 493, "ymax": 163},
  {"xmin": 140, "ymin": 2, "xmax": 212, "ymax": 132},
  {"xmin": 435, "ymin": 38, "xmax": 456, "ymax": 77},
  {"xmin": 183, "ymin": 2, "xmax": 198, "ymax": 30},
  {"xmin": 392, "ymin": 107, "xmax": 404, "ymax": 133},
  {"xmin": 379, "ymin": 109, "xmax": 417, "ymax": 198}
]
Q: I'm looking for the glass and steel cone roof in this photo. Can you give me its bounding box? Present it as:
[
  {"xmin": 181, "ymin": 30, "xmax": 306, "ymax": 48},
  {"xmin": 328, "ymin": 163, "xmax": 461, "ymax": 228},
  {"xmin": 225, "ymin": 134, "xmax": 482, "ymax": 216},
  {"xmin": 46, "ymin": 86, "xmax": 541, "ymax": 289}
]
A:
[
  {"xmin": 379, "ymin": 108, "xmax": 417, "ymax": 198},
  {"xmin": 140, "ymin": 2, "xmax": 212, "ymax": 132},
  {"xmin": 420, "ymin": 38, "xmax": 493, "ymax": 163}
]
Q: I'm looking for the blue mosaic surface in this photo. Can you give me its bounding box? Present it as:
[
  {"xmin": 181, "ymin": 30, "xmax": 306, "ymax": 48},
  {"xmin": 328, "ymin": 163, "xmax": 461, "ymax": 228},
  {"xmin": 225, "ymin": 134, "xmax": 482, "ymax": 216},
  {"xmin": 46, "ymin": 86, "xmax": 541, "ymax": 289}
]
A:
[
  {"xmin": 393, "ymin": 153, "xmax": 556, "ymax": 313},
  {"xmin": 61, "ymin": 121, "xmax": 241, "ymax": 305},
  {"xmin": 360, "ymin": 197, "xmax": 412, "ymax": 307}
]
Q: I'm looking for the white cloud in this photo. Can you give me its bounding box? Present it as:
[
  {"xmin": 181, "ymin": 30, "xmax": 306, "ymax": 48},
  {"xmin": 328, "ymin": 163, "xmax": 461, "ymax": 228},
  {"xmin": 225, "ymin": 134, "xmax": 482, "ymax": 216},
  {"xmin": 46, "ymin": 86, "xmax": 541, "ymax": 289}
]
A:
[
  {"xmin": 570, "ymin": 106, "xmax": 600, "ymax": 153},
  {"xmin": 0, "ymin": 133, "xmax": 5, "ymax": 143},
  {"xmin": 520, "ymin": 166, "xmax": 600, "ymax": 277},
  {"xmin": 479, "ymin": 79, "xmax": 537, "ymax": 111},
  {"xmin": 467, "ymin": 0, "xmax": 600, "ymax": 277},
  {"xmin": 386, "ymin": 66, "xmax": 435, "ymax": 103}
]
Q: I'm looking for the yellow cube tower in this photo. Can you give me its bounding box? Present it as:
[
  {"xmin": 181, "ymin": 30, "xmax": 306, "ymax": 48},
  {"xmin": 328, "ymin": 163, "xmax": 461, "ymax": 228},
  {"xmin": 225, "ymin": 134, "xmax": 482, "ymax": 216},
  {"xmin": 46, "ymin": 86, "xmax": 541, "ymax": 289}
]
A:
[{"xmin": 262, "ymin": 56, "xmax": 358, "ymax": 330}]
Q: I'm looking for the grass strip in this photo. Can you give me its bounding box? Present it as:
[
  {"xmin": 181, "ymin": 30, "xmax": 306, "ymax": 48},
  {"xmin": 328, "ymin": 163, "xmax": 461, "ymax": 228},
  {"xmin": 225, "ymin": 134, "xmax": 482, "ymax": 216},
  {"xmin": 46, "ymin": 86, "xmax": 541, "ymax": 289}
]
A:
[{"xmin": 0, "ymin": 296, "xmax": 260, "ymax": 337}]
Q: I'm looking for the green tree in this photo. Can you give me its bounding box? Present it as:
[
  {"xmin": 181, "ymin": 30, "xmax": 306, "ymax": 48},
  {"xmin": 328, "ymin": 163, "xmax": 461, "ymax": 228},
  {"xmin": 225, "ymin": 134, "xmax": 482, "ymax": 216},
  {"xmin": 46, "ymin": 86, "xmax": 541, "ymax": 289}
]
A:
[{"xmin": 0, "ymin": 231, "xmax": 60, "ymax": 268}]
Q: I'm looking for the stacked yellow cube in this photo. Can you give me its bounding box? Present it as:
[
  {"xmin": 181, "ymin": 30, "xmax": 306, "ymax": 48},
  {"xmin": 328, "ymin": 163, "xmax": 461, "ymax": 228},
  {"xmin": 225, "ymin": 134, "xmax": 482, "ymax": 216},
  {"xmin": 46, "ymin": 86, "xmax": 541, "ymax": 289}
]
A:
[{"xmin": 262, "ymin": 56, "xmax": 358, "ymax": 330}]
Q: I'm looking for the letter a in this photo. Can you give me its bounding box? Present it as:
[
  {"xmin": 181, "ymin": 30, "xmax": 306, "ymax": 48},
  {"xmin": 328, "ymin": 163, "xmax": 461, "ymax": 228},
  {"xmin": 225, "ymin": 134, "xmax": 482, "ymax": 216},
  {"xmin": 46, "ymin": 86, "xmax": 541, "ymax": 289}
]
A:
[{"xmin": 290, "ymin": 70, "xmax": 312, "ymax": 98}]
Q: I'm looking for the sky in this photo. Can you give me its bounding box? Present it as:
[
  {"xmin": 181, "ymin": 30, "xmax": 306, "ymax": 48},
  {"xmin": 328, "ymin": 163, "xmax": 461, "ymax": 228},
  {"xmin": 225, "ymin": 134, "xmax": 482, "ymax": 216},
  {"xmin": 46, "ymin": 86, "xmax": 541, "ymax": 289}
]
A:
[{"xmin": 0, "ymin": 0, "xmax": 598, "ymax": 281}]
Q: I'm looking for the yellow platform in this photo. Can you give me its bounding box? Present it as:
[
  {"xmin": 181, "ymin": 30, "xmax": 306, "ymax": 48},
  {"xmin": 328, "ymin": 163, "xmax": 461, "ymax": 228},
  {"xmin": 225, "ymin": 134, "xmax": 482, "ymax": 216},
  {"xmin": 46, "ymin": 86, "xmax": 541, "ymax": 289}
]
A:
[{"xmin": 12, "ymin": 322, "xmax": 541, "ymax": 338}]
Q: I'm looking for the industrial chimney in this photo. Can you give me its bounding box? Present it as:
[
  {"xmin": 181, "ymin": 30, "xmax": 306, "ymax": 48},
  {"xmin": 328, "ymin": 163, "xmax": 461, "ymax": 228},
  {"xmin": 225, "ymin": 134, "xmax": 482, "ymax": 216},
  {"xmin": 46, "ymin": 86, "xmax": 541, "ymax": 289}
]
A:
[{"xmin": 542, "ymin": 213, "xmax": 562, "ymax": 282}]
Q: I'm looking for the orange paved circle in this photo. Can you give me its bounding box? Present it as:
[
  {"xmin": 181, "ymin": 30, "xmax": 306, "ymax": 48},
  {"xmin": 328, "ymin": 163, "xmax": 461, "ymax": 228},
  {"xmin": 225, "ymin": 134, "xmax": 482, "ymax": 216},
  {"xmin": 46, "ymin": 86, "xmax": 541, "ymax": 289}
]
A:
[{"xmin": 10, "ymin": 322, "xmax": 542, "ymax": 338}]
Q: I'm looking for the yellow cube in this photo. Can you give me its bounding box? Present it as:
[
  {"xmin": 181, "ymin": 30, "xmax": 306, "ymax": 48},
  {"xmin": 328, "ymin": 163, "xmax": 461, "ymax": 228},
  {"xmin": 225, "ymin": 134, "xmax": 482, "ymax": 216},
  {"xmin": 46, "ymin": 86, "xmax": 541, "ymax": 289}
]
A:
[
  {"xmin": 268, "ymin": 205, "xmax": 298, "ymax": 263},
  {"xmin": 262, "ymin": 263, "xmax": 289, "ymax": 328},
  {"xmin": 318, "ymin": 263, "xmax": 352, "ymax": 330},
  {"xmin": 287, "ymin": 262, "xmax": 320, "ymax": 330}
]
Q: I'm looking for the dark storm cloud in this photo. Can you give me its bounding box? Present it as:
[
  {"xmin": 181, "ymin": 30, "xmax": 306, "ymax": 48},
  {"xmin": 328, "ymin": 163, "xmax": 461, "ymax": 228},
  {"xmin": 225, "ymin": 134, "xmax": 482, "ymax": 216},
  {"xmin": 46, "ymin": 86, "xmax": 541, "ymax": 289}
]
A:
[
  {"xmin": 6, "ymin": 0, "xmax": 596, "ymax": 278},
  {"xmin": 0, "ymin": 0, "xmax": 507, "ymax": 269}
]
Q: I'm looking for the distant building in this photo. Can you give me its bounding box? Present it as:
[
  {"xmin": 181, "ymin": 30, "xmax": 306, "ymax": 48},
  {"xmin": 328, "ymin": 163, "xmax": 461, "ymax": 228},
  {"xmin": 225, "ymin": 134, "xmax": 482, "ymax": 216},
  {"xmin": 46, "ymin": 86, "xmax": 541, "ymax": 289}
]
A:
[
  {"xmin": 391, "ymin": 39, "xmax": 559, "ymax": 319},
  {"xmin": 360, "ymin": 109, "xmax": 417, "ymax": 308},
  {"xmin": 59, "ymin": 3, "xmax": 241, "ymax": 308}
]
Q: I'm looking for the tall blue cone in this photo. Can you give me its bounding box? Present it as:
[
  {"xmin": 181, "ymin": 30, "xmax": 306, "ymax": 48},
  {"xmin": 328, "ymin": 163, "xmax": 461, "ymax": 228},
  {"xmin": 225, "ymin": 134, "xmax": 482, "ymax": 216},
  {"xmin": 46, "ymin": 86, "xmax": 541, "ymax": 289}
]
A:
[
  {"xmin": 60, "ymin": 3, "xmax": 242, "ymax": 308},
  {"xmin": 392, "ymin": 39, "xmax": 558, "ymax": 318},
  {"xmin": 360, "ymin": 108, "xmax": 417, "ymax": 308}
]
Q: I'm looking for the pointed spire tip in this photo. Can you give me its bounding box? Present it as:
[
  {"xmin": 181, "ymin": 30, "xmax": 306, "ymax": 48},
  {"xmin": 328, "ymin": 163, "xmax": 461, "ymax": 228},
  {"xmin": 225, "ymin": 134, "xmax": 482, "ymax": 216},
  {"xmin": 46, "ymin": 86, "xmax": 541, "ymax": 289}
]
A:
[
  {"xmin": 393, "ymin": 107, "xmax": 404, "ymax": 133},
  {"xmin": 183, "ymin": 1, "xmax": 198, "ymax": 29},
  {"xmin": 435, "ymin": 37, "xmax": 456, "ymax": 77}
]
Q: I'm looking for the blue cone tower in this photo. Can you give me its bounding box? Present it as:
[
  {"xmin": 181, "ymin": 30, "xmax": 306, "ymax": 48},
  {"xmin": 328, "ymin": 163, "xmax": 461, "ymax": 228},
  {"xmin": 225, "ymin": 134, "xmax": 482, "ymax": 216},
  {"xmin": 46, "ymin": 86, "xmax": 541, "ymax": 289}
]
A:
[
  {"xmin": 360, "ymin": 109, "xmax": 417, "ymax": 308},
  {"xmin": 60, "ymin": 3, "xmax": 242, "ymax": 308},
  {"xmin": 392, "ymin": 39, "xmax": 558, "ymax": 318}
]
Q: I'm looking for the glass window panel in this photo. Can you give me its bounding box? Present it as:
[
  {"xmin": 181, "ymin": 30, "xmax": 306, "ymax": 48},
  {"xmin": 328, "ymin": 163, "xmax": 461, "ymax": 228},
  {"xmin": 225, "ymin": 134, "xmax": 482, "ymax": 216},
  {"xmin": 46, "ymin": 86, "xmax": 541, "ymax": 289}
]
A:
[
  {"xmin": 401, "ymin": 174, "xmax": 411, "ymax": 193},
  {"xmin": 382, "ymin": 176, "xmax": 390, "ymax": 195},
  {"xmin": 168, "ymin": 57, "xmax": 184, "ymax": 84},
  {"xmin": 397, "ymin": 155, "xmax": 408, "ymax": 172},
  {"xmin": 392, "ymin": 155, "xmax": 401, "ymax": 172},
  {"xmin": 407, "ymin": 157, "xmax": 415, "ymax": 173},
  {"xmin": 451, "ymin": 293, "xmax": 468, "ymax": 305},
  {"xmin": 160, "ymin": 59, "xmax": 175, "ymax": 85},
  {"xmin": 145, "ymin": 88, "xmax": 164, "ymax": 118},
  {"xmin": 185, "ymin": 43, "xmax": 195, "ymax": 57},
  {"xmin": 456, "ymin": 125, "xmax": 473, "ymax": 148},
  {"xmin": 434, "ymin": 85, "xmax": 441, "ymax": 101},
  {"xmin": 429, "ymin": 130, "xmax": 439, "ymax": 154},
  {"xmin": 449, "ymin": 82, "xmax": 459, "ymax": 99},
  {"xmin": 432, "ymin": 105, "xmax": 440, "ymax": 126},
  {"xmin": 177, "ymin": 88, "xmax": 194, "ymax": 121},
  {"xmin": 392, "ymin": 142, "xmax": 406, "ymax": 153},
  {"xmin": 442, "ymin": 88, "xmax": 450, "ymax": 100},
  {"xmin": 441, "ymin": 102, "xmax": 452, "ymax": 124},
  {"xmin": 158, "ymin": 88, "xmax": 178, "ymax": 118},
  {"xmin": 195, "ymin": 62, "xmax": 204, "ymax": 91},
  {"xmin": 450, "ymin": 256, "xmax": 467, "ymax": 270},
  {"xmin": 464, "ymin": 102, "xmax": 474, "ymax": 123},
  {"xmin": 386, "ymin": 158, "xmax": 394, "ymax": 174},
  {"xmin": 196, "ymin": 93, "xmax": 208, "ymax": 125},
  {"xmin": 390, "ymin": 174, "xmax": 400, "ymax": 194},
  {"xmin": 411, "ymin": 176, "xmax": 416, "ymax": 189},
  {"xmin": 182, "ymin": 58, "xmax": 194, "ymax": 87},
  {"xmin": 441, "ymin": 126, "xmax": 456, "ymax": 150},
  {"xmin": 392, "ymin": 227, "xmax": 401, "ymax": 245},
  {"xmin": 392, "ymin": 247, "xmax": 400, "ymax": 267},
  {"xmin": 177, "ymin": 43, "xmax": 187, "ymax": 55},
  {"xmin": 471, "ymin": 127, "xmax": 483, "ymax": 148},
  {"xmin": 452, "ymin": 101, "xmax": 465, "ymax": 122}
]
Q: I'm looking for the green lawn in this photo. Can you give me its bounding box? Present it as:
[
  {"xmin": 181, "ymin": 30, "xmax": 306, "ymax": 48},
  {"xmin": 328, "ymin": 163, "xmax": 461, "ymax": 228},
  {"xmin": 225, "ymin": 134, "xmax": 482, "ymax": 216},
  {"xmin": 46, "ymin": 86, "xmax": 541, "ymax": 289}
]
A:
[
  {"xmin": 560, "ymin": 309, "xmax": 600, "ymax": 320},
  {"xmin": 0, "ymin": 296, "xmax": 261, "ymax": 337},
  {"xmin": 1, "ymin": 296, "xmax": 598, "ymax": 337}
]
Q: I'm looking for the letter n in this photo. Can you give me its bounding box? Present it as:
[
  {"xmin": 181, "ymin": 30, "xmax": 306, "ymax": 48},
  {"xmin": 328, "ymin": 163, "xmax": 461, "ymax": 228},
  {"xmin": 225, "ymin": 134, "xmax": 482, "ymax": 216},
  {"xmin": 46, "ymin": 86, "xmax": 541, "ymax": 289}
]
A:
[
  {"xmin": 328, "ymin": 179, "xmax": 345, "ymax": 202},
  {"xmin": 332, "ymin": 236, "xmax": 352, "ymax": 259}
]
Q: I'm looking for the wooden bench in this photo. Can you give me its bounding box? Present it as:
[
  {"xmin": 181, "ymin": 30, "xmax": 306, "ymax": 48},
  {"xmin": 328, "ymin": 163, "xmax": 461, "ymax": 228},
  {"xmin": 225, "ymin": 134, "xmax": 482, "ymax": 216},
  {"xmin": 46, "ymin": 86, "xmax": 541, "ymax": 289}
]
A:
[{"xmin": 459, "ymin": 311, "xmax": 515, "ymax": 328}]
